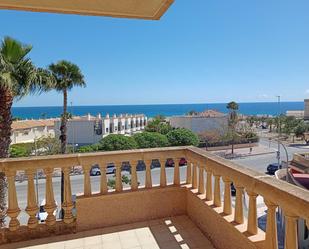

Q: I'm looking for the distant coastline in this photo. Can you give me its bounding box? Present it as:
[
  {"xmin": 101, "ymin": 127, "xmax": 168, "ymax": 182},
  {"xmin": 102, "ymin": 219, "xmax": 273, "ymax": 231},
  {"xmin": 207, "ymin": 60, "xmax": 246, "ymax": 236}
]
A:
[{"xmin": 12, "ymin": 101, "xmax": 304, "ymax": 119}]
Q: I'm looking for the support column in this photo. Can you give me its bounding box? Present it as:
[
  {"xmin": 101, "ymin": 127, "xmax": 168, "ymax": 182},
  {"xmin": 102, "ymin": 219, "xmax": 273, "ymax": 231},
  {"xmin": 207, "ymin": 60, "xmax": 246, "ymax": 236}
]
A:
[
  {"xmin": 198, "ymin": 163, "xmax": 205, "ymax": 194},
  {"xmin": 145, "ymin": 160, "xmax": 152, "ymax": 188},
  {"xmin": 223, "ymin": 177, "xmax": 232, "ymax": 215},
  {"xmin": 115, "ymin": 162, "xmax": 123, "ymax": 192},
  {"xmin": 130, "ymin": 160, "xmax": 138, "ymax": 190},
  {"xmin": 173, "ymin": 158, "xmax": 180, "ymax": 186},
  {"xmin": 284, "ymin": 212, "xmax": 298, "ymax": 249},
  {"xmin": 234, "ymin": 184, "xmax": 244, "ymax": 224},
  {"xmin": 62, "ymin": 167, "xmax": 74, "ymax": 224},
  {"xmin": 25, "ymin": 169, "xmax": 39, "ymax": 229},
  {"xmin": 247, "ymin": 190, "xmax": 258, "ymax": 235},
  {"xmin": 206, "ymin": 168, "xmax": 213, "ymax": 201},
  {"xmin": 83, "ymin": 164, "xmax": 91, "ymax": 197},
  {"xmin": 6, "ymin": 170, "xmax": 20, "ymax": 231},
  {"xmin": 44, "ymin": 168, "xmax": 57, "ymax": 226},
  {"xmin": 265, "ymin": 199, "xmax": 278, "ymax": 249},
  {"xmin": 213, "ymin": 174, "xmax": 221, "ymax": 207},
  {"xmin": 160, "ymin": 159, "xmax": 167, "ymax": 187}
]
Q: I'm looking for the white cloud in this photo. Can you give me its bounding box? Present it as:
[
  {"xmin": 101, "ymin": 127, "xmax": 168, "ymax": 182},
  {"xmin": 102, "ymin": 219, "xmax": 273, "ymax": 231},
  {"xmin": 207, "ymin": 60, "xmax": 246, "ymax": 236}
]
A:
[
  {"xmin": 259, "ymin": 94, "xmax": 268, "ymax": 98},
  {"xmin": 305, "ymin": 89, "xmax": 309, "ymax": 94}
]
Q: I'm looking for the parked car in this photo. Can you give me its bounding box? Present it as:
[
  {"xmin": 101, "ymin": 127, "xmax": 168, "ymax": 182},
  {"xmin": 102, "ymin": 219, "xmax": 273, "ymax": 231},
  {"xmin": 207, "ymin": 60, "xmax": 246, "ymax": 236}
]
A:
[
  {"xmin": 90, "ymin": 164, "xmax": 116, "ymax": 176},
  {"xmin": 166, "ymin": 158, "xmax": 187, "ymax": 167},
  {"xmin": 267, "ymin": 163, "xmax": 280, "ymax": 175},
  {"xmin": 37, "ymin": 199, "xmax": 58, "ymax": 222}
]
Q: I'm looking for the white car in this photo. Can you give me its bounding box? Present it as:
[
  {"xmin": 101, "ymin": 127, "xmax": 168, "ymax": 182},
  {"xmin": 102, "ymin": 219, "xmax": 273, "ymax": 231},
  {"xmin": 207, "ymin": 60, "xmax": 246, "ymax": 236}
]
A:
[
  {"xmin": 90, "ymin": 164, "xmax": 116, "ymax": 176},
  {"xmin": 37, "ymin": 199, "xmax": 58, "ymax": 222}
]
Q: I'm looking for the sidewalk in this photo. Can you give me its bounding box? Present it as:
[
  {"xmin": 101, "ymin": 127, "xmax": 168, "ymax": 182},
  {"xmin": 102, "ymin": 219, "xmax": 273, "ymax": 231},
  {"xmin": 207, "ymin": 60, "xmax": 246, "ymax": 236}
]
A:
[{"xmin": 210, "ymin": 145, "xmax": 276, "ymax": 159}]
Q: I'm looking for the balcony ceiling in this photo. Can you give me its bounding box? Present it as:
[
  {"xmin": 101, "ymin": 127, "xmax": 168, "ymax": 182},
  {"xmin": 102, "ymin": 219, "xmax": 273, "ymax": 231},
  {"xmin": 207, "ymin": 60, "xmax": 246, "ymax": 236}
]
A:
[{"xmin": 0, "ymin": 0, "xmax": 174, "ymax": 20}]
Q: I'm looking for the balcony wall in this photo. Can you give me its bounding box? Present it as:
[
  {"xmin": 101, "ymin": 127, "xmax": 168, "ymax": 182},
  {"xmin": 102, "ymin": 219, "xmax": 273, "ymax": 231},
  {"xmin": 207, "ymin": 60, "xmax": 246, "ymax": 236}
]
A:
[{"xmin": 1, "ymin": 146, "xmax": 309, "ymax": 249}]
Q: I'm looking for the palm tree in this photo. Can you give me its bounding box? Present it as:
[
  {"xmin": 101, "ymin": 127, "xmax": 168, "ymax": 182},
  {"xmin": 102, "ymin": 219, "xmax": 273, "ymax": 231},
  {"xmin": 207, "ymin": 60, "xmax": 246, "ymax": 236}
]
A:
[
  {"xmin": 49, "ymin": 60, "xmax": 85, "ymax": 216},
  {"xmin": 226, "ymin": 101, "xmax": 239, "ymax": 154},
  {"xmin": 0, "ymin": 37, "xmax": 54, "ymax": 226}
]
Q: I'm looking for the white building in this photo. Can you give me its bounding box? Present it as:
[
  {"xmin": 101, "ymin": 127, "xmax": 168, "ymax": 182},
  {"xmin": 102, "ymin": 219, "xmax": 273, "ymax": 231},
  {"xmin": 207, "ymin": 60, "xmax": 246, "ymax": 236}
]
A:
[
  {"xmin": 54, "ymin": 113, "xmax": 147, "ymax": 145},
  {"xmin": 11, "ymin": 119, "xmax": 57, "ymax": 144},
  {"xmin": 169, "ymin": 110, "xmax": 228, "ymax": 134}
]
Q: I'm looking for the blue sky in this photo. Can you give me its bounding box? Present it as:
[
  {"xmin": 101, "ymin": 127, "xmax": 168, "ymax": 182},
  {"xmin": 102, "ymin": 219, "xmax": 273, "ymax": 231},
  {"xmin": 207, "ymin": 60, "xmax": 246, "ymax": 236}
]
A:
[{"xmin": 1, "ymin": 0, "xmax": 309, "ymax": 107}]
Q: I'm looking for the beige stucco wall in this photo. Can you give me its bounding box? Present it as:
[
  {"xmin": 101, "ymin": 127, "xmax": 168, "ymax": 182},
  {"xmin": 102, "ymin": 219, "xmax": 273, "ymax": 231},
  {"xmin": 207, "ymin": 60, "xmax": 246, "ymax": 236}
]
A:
[{"xmin": 76, "ymin": 186, "xmax": 187, "ymax": 231}]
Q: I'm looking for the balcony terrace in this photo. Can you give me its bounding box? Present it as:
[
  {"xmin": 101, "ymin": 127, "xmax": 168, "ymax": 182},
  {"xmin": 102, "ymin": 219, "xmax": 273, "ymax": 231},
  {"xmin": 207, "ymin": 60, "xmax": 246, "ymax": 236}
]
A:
[{"xmin": 0, "ymin": 146, "xmax": 309, "ymax": 249}]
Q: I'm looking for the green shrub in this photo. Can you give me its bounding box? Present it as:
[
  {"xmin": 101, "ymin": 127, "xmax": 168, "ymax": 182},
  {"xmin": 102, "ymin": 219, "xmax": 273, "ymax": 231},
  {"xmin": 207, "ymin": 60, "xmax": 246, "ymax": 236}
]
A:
[
  {"xmin": 10, "ymin": 143, "xmax": 33, "ymax": 158},
  {"xmin": 98, "ymin": 134, "xmax": 138, "ymax": 151},
  {"xmin": 167, "ymin": 128, "xmax": 199, "ymax": 146},
  {"xmin": 133, "ymin": 132, "xmax": 169, "ymax": 148}
]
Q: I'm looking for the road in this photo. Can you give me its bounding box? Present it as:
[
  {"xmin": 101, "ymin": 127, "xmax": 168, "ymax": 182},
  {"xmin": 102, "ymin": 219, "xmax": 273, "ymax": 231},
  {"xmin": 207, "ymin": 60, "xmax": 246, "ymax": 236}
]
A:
[{"xmin": 12, "ymin": 138, "xmax": 309, "ymax": 226}]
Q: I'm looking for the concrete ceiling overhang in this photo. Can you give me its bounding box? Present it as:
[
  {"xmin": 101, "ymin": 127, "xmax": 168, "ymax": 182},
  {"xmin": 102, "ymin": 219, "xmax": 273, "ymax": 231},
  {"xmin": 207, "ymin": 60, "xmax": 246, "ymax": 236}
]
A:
[{"xmin": 0, "ymin": 0, "xmax": 174, "ymax": 20}]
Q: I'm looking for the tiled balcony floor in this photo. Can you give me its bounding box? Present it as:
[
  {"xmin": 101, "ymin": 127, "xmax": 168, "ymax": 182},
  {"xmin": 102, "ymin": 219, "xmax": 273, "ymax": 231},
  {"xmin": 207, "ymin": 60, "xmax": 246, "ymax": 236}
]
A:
[{"xmin": 2, "ymin": 215, "xmax": 215, "ymax": 249}]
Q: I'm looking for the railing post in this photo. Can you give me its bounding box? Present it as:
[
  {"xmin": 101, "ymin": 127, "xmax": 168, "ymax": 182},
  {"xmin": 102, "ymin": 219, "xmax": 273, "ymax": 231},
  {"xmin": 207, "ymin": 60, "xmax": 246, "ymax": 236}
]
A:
[
  {"xmin": 62, "ymin": 167, "xmax": 74, "ymax": 224},
  {"xmin": 100, "ymin": 163, "xmax": 108, "ymax": 194},
  {"xmin": 205, "ymin": 168, "xmax": 213, "ymax": 201},
  {"xmin": 6, "ymin": 170, "xmax": 20, "ymax": 231},
  {"xmin": 160, "ymin": 159, "xmax": 167, "ymax": 187},
  {"xmin": 130, "ymin": 160, "xmax": 138, "ymax": 191},
  {"xmin": 234, "ymin": 184, "xmax": 244, "ymax": 224},
  {"xmin": 145, "ymin": 160, "xmax": 152, "ymax": 188},
  {"xmin": 222, "ymin": 177, "xmax": 232, "ymax": 215},
  {"xmin": 284, "ymin": 212, "xmax": 298, "ymax": 249},
  {"xmin": 213, "ymin": 174, "xmax": 221, "ymax": 207},
  {"xmin": 186, "ymin": 160, "xmax": 192, "ymax": 184},
  {"xmin": 83, "ymin": 164, "xmax": 92, "ymax": 197},
  {"xmin": 25, "ymin": 169, "xmax": 39, "ymax": 229},
  {"xmin": 247, "ymin": 190, "xmax": 258, "ymax": 235},
  {"xmin": 115, "ymin": 162, "xmax": 123, "ymax": 192},
  {"xmin": 192, "ymin": 161, "xmax": 198, "ymax": 189},
  {"xmin": 198, "ymin": 162, "xmax": 205, "ymax": 194},
  {"xmin": 44, "ymin": 168, "xmax": 57, "ymax": 226},
  {"xmin": 173, "ymin": 158, "xmax": 180, "ymax": 186},
  {"xmin": 265, "ymin": 199, "xmax": 278, "ymax": 249}
]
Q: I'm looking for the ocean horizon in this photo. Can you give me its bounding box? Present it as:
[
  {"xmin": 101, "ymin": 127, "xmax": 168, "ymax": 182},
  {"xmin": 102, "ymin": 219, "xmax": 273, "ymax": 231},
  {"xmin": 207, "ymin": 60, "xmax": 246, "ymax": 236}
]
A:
[{"xmin": 12, "ymin": 101, "xmax": 305, "ymax": 119}]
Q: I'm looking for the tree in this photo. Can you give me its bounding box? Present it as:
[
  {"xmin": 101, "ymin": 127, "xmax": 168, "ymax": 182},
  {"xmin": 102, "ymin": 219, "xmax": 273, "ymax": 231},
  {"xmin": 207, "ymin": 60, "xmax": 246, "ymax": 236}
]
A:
[
  {"xmin": 49, "ymin": 60, "xmax": 85, "ymax": 218},
  {"xmin": 0, "ymin": 37, "xmax": 53, "ymax": 226},
  {"xmin": 133, "ymin": 132, "xmax": 169, "ymax": 148},
  {"xmin": 145, "ymin": 115, "xmax": 172, "ymax": 135},
  {"xmin": 98, "ymin": 134, "xmax": 138, "ymax": 151},
  {"xmin": 35, "ymin": 135, "xmax": 61, "ymax": 155},
  {"xmin": 10, "ymin": 143, "xmax": 32, "ymax": 158},
  {"xmin": 226, "ymin": 101, "xmax": 239, "ymax": 154},
  {"xmin": 167, "ymin": 128, "xmax": 199, "ymax": 146},
  {"xmin": 187, "ymin": 110, "xmax": 198, "ymax": 116},
  {"xmin": 49, "ymin": 60, "xmax": 85, "ymax": 154}
]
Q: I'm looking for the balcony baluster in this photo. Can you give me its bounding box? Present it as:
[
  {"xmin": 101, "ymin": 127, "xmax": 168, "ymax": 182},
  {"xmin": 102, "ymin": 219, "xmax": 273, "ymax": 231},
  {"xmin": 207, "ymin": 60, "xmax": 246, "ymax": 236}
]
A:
[
  {"xmin": 44, "ymin": 168, "xmax": 57, "ymax": 226},
  {"xmin": 115, "ymin": 162, "xmax": 123, "ymax": 192},
  {"xmin": 173, "ymin": 158, "xmax": 180, "ymax": 186},
  {"xmin": 198, "ymin": 162, "xmax": 205, "ymax": 194},
  {"xmin": 100, "ymin": 163, "xmax": 108, "ymax": 194},
  {"xmin": 192, "ymin": 161, "xmax": 198, "ymax": 189},
  {"xmin": 205, "ymin": 168, "xmax": 213, "ymax": 201},
  {"xmin": 247, "ymin": 190, "xmax": 258, "ymax": 235},
  {"xmin": 186, "ymin": 160, "xmax": 192, "ymax": 184},
  {"xmin": 6, "ymin": 170, "xmax": 20, "ymax": 231},
  {"xmin": 160, "ymin": 159, "xmax": 167, "ymax": 187},
  {"xmin": 62, "ymin": 167, "xmax": 74, "ymax": 224},
  {"xmin": 222, "ymin": 177, "xmax": 232, "ymax": 215},
  {"xmin": 213, "ymin": 174, "xmax": 221, "ymax": 207},
  {"xmin": 265, "ymin": 199, "xmax": 278, "ymax": 249},
  {"xmin": 130, "ymin": 160, "xmax": 138, "ymax": 190},
  {"xmin": 83, "ymin": 164, "xmax": 92, "ymax": 197},
  {"xmin": 284, "ymin": 212, "xmax": 298, "ymax": 249},
  {"xmin": 145, "ymin": 160, "xmax": 152, "ymax": 188},
  {"xmin": 25, "ymin": 169, "xmax": 39, "ymax": 229},
  {"xmin": 234, "ymin": 183, "xmax": 244, "ymax": 224}
]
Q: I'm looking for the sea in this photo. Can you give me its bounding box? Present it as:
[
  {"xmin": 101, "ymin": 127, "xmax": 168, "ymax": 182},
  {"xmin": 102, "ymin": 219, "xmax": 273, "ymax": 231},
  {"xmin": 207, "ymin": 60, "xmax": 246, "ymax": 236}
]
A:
[{"xmin": 11, "ymin": 102, "xmax": 304, "ymax": 119}]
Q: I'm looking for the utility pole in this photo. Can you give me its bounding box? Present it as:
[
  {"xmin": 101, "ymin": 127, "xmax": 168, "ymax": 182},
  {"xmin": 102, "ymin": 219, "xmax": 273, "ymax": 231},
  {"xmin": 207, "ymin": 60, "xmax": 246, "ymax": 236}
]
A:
[
  {"xmin": 276, "ymin": 96, "xmax": 281, "ymax": 167},
  {"xmin": 71, "ymin": 101, "xmax": 75, "ymax": 153}
]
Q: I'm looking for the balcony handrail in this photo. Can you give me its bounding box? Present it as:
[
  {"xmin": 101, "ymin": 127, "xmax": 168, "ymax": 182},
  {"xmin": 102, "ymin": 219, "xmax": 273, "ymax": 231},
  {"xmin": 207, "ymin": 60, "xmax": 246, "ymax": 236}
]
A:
[{"xmin": 188, "ymin": 146, "xmax": 309, "ymax": 219}]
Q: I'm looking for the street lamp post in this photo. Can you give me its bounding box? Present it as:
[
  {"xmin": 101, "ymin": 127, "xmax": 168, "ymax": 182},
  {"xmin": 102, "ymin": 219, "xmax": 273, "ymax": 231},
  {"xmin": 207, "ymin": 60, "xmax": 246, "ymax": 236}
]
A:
[{"xmin": 276, "ymin": 96, "xmax": 281, "ymax": 167}]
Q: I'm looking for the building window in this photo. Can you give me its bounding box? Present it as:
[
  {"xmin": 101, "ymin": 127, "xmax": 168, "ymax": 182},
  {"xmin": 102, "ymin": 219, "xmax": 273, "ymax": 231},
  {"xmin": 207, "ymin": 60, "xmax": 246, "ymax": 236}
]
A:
[{"xmin": 106, "ymin": 128, "xmax": 109, "ymax": 133}]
